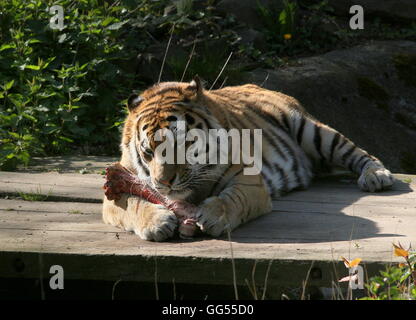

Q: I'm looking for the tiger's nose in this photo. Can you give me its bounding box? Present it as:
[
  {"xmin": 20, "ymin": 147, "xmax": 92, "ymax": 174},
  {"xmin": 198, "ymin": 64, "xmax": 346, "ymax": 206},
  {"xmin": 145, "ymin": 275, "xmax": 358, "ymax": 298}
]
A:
[{"xmin": 158, "ymin": 175, "xmax": 175, "ymax": 187}]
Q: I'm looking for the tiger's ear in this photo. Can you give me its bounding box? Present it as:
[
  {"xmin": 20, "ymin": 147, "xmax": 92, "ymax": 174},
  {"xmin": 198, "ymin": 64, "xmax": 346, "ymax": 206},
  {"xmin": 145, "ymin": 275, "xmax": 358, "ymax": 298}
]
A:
[
  {"xmin": 187, "ymin": 76, "xmax": 203, "ymax": 96},
  {"xmin": 127, "ymin": 93, "xmax": 144, "ymax": 111}
]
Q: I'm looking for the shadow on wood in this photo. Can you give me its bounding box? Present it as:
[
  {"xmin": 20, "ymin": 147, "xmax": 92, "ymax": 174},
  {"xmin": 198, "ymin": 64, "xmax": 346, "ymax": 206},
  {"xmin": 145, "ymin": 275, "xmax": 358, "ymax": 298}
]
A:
[{"xmin": 227, "ymin": 179, "xmax": 413, "ymax": 243}]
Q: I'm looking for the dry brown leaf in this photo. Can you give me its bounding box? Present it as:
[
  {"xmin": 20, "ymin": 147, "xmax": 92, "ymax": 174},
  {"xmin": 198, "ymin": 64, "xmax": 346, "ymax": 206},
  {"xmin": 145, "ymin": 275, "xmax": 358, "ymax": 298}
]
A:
[
  {"xmin": 341, "ymin": 256, "xmax": 361, "ymax": 268},
  {"xmin": 393, "ymin": 243, "xmax": 409, "ymax": 258},
  {"xmin": 341, "ymin": 256, "xmax": 350, "ymax": 268},
  {"xmin": 349, "ymin": 258, "xmax": 362, "ymax": 267}
]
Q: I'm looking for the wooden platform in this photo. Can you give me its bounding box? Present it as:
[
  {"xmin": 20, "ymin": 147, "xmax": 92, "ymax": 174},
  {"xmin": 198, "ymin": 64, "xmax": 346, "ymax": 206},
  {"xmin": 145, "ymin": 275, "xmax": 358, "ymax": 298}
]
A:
[{"xmin": 0, "ymin": 157, "xmax": 415, "ymax": 297}]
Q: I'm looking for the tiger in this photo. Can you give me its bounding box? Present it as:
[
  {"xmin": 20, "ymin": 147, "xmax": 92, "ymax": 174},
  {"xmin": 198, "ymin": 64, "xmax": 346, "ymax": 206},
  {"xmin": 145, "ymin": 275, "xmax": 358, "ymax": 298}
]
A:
[{"xmin": 102, "ymin": 77, "xmax": 394, "ymax": 241}]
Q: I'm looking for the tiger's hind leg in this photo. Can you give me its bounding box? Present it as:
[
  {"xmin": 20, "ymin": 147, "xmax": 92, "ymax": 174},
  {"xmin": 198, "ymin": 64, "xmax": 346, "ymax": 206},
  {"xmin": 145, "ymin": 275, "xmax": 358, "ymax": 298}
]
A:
[{"xmin": 293, "ymin": 114, "xmax": 394, "ymax": 192}]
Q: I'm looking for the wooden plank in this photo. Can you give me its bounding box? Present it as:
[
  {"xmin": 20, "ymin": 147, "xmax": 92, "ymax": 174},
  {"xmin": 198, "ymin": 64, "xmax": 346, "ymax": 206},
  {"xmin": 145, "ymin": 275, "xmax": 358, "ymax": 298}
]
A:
[
  {"xmin": 312, "ymin": 173, "xmax": 415, "ymax": 192},
  {"xmin": 0, "ymin": 228, "xmax": 402, "ymax": 289},
  {"xmin": 0, "ymin": 199, "xmax": 101, "ymax": 214},
  {"xmin": 1, "ymin": 170, "xmax": 415, "ymax": 289},
  {"xmin": 0, "ymin": 199, "xmax": 414, "ymax": 262},
  {"xmin": 277, "ymin": 186, "xmax": 416, "ymax": 207},
  {"xmin": 16, "ymin": 155, "xmax": 118, "ymax": 173},
  {"xmin": 0, "ymin": 248, "xmax": 347, "ymax": 291},
  {"xmin": 1, "ymin": 171, "xmax": 414, "ymax": 203},
  {"xmin": 0, "ymin": 172, "xmax": 103, "ymax": 202}
]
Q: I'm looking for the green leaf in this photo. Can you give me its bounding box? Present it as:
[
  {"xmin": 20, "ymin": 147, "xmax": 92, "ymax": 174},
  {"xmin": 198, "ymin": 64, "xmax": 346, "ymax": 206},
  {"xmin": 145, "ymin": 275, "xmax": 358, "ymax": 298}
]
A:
[
  {"xmin": 22, "ymin": 113, "xmax": 37, "ymax": 122},
  {"xmin": 4, "ymin": 80, "xmax": 14, "ymax": 90},
  {"xmin": 7, "ymin": 131, "xmax": 20, "ymax": 139},
  {"xmin": 102, "ymin": 17, "xmax": 115, "ymax": 27},
  {"xmin": 0, "ymin": 43, "xmax": 16, "ymax": 52},
  {"xmin": 8, "ymin": 93, "xmax": 24, "ymax": 107},
  {"xmin": 58, "ymin": 136, "xmax": 74, "ymax": 143},
  {"xmin": 107, "ymin": 20, "xmax": 129, "ymax": 30},
  {"xmin": 24, "ymin": 65, "xmax": 41, "ymax": 71},
  {"xmin": 279, "ymin": 10, "xmax": 287, "ymax": 25}
]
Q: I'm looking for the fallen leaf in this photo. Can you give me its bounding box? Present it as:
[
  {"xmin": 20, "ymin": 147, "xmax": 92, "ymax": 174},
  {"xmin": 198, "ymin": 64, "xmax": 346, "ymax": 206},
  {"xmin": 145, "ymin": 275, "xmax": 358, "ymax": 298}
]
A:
[
  {"xmin": 341, "ymin": 256, "xmax": 362, "ymax": 268},
  {"xmin": 349, "ymin": 258, "xmax": 362, "ymax": 267},
  {"xmin": 393, "ymin": 243, "xmax": 409, "ymax": 258},
  {"xmin": 341, "ymin": 256, "xmax": 350, "ymax": 268},
  {"xmin": 339, "ymin": 274, "xmax": 359, "ymax": 283}
]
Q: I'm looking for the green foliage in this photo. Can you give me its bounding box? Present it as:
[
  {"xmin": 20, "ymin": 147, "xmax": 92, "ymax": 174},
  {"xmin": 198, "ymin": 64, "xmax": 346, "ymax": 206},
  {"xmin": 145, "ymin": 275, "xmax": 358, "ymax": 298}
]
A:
[
  {"xmin": 361, "ymin": 249, "xmax": 416, "ymax": 300},
  {"xmin": 256, "ymin": 0, "xmax": 339, "ymax": 57},
  {"xmin": 254, "ymin": 1, "xmax": 416, "ymax": 63},
  {"xmin": 160, "ymin": 2, "xmax": 241, "ymax": 85},
  {"xmin": 166, "ymin": 42, "xmax": 244, "ymax": 86},
  {"xmin": 0, "ymin": 1, "xmax": 243, "ymax": 170},
  {"xmin": 257, "ymin": 0, "xmax": 297, "ymax": 38},
  {"xmin": 1, "ymin": 0, "xmax": 415, "ymax": 171},
  {"xmin": 0, "ymin": 0, "xmax": 147, "ymax": 170}
]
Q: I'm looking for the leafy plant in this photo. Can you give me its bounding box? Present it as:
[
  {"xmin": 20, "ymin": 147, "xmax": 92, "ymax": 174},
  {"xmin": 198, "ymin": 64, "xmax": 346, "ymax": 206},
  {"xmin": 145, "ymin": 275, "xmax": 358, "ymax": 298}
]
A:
[
  {"xmin": 0, "ymin": 0, "xmax": 245, "ymax": 171},
  {"xmin": 361, "ymin": 243, "xmax": 415, "ymax": 300},
  {"xmin": 0, "ymin": 0, "xmax": 142, "ymax": 170},
  {"xmin": 1, "ymin": 0, "xmax": 415, "ymax": 171},
  {"xmin": 257, "ymin": 0, "xmax": 297, "ymax": 40},
  {"xmin": 256, "ymin": 0, "xmax": 342, "ymax": 57}
]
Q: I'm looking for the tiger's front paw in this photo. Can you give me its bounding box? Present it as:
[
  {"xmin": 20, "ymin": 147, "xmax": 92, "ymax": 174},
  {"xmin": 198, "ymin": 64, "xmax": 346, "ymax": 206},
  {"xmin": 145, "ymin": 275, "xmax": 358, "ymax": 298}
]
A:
[
  {"xmin": 196, "ymin": 196, "xmax": 229, "ymax": 237},
  {"xmin": 358, "ymin": 164, "xmax": 394, "ymax": 192},
  {"xmin": 135, "ymin": 206, "xmax": 178, "ymax": 242}
]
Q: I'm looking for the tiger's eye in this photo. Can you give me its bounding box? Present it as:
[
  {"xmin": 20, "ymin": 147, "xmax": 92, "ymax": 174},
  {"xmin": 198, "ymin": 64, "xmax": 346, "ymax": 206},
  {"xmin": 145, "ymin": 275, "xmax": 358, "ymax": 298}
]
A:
[{"xmin": 141, "ymin": 144, "xmax": 154, "ymax": 161}]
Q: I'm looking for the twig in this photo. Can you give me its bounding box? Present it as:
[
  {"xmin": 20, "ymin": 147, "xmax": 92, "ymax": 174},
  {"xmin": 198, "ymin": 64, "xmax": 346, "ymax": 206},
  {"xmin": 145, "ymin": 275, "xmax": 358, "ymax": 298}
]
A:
[
  {"xmin": 38, "ymin": 253, "xmax": 45, "ymax": 300},
  {"xmin": 261, "ymin": 259, "xmax": 273, "ymax": 300},
  {"xmin": 260, "ymin": 72, "xmax": 269, "ymax": 87},
  {"xmin": 180, "ymin": 41, "xmax": 196, "ymax": 82},
  {"xmin": 329, "ymin": 242, "xmax": 345, "ymax": 300},
  {"xmin": 154, "ymin": 254, "xmax": 159, "ymax": 300},
  {"xmin": 346, "ymin": 205, "xmax": 357, "ymax": 300},
  {"xmin": 112, "ymin": 279, "xmax": 122, "ymax": 300},
  {"xmin": 209, "ymin": 52, "xmax": 233, "ymax": 90},
  {"xmin": 244, "ymin": 260, "xmax": 258, "ymax": 300},
  {"xmin": 158, "ymin": 25, "xmax": 175, "ymax": 84},
  {"xmin": 301, "ymin": 261, "xmax": 315, "ymax": 300},
  {"xmin": 227, "ymin": 229, "xmax": 239, "ymax": 300},
  {"xmin": 251, "ymin": 260, "xmax": 258, "ymax": 300},
  {"xmin": 219, "ymin": 76, "xmax": 228, "ymax": 89},
  {"xmin": 245, "ymin": 279, "xmax": 256, "ymax": 299},
  {"xmin": 39, "ymin": 227, "xmax": 45, "ymax": 300},
  {"xmin": 172, "ymin": 278, "xmax": 176, "ymax": 300}
]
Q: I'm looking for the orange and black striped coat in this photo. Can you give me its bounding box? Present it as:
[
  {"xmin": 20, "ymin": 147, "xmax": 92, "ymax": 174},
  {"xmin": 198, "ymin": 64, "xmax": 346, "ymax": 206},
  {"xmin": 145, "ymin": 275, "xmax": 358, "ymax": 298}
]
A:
[{"xmin": 102, "ymin": 78, "xmax": 394, "ymax": 241}]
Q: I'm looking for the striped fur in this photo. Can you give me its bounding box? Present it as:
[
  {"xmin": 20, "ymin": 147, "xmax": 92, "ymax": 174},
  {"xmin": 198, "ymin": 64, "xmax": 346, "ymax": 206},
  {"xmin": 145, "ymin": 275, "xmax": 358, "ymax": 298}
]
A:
[{"xmin": 102, "ymin": 79, "xmax": 394, "ymax": 241}]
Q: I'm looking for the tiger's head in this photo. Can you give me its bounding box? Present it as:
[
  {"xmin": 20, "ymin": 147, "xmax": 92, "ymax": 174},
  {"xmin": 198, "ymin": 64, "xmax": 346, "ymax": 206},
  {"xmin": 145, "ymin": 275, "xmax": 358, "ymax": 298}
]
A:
[{"xmin": 121, "ymin": 78, "xmax": 225, "ymax": 202}]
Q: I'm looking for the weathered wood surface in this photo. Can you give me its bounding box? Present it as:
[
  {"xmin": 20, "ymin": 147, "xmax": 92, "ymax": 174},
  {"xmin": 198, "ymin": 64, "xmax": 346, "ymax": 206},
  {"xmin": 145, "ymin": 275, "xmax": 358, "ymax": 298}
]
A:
[
  {"xmin": 15, "ymin": 155, "xmax": 118, "ymax": 174},
  {"xmin": 0, "ymin": 163, "xmax": 415, "ymax": 289}
]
